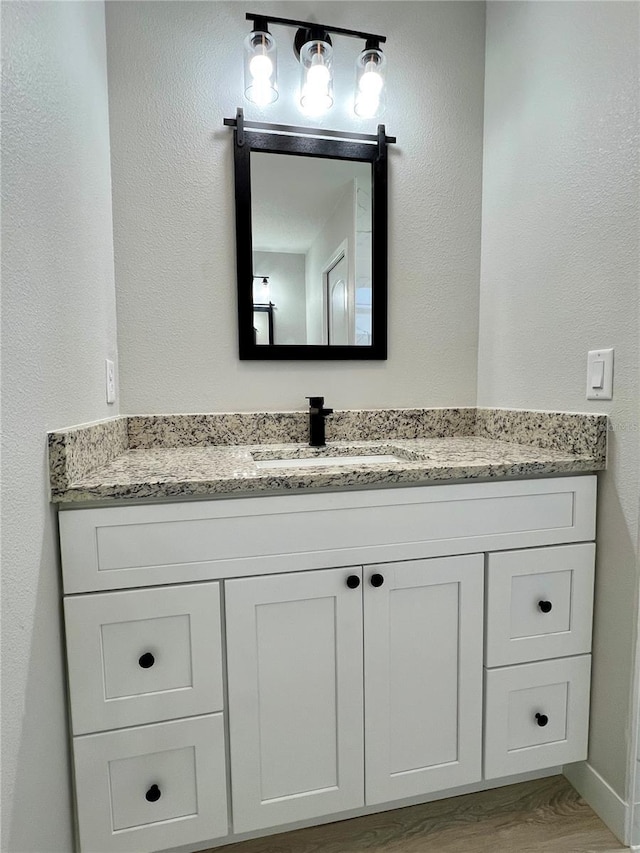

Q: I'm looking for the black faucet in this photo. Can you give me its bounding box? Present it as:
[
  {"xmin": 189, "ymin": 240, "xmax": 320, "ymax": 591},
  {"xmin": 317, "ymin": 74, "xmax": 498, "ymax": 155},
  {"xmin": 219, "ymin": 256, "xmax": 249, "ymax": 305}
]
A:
[{"xmin": 307, "ymin": 396, "xmax": 334, "ymax": 447}]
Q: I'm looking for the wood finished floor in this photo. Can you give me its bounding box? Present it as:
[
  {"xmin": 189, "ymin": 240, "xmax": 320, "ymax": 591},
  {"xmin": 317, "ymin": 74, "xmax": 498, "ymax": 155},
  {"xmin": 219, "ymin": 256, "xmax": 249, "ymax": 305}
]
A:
[{"xmin": 215, "ymin": 776, "xmax": 629, "ymax": 853}]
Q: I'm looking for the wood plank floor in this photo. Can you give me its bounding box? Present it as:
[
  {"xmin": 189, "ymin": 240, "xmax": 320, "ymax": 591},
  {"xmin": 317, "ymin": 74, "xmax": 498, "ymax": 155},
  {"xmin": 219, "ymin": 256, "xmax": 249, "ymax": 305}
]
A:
[{"xmin": 215, "ymin": 776, "xmax": 629, "ymax": 853}]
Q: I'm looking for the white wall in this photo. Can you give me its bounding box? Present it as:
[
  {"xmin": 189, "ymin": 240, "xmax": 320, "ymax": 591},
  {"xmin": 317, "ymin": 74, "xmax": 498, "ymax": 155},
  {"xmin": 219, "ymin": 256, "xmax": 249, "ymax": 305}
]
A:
[
  {"xmin": 478, "ymin": 0, "xmax": 640, "ymax": 801},
  {"xmin": 306, "ymin": 182, "xmax": 356, "ymax": 344},
  {"xmin": 106, "ymin": 1, "xmax": 486, "ymax": 413},
  {"xmin": 253, "ymin": 251, "xmax": 307, "ymax": 344},
  {"xmin": 1, "ymin": 3, "xmax": 119, "ymax": 850}
]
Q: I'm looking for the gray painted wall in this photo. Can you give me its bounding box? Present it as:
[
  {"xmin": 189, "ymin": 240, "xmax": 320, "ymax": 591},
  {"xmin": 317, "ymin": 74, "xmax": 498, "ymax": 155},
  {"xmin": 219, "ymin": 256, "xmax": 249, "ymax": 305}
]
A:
[
  {"xmin": 478, "ymin": 0, "xmax": 640, "ymax": 800},
  {"xmin": 1, "ymin": 3, "xmax": 119, "ymax": 850},
  {"xmin": 106, "ymin": 1, "xmax": 486, "ymax": 413}
]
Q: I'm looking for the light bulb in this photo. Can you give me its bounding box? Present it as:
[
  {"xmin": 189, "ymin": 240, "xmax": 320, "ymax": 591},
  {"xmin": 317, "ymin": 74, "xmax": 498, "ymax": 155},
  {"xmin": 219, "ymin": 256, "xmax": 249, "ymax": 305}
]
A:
[
  {"xmin": 359, "ymin": 63, "xmax": 383, "ymax": 96},
  {"xmin": 251, "ymin": 81, "xmax": 274, "ymax": 107},
  {"xmin": 301, "ymin": 91, "xmax": 333, "ymax": 114},
  {"xmin": 249, "ymin": 53, "xmax": 273, "ymax": 81},
  {"xmin": 354, "ymin": 93, "xmax": 380, "ymax": 118},
  {"xmin": 299, "ymin": 38, "xmax": 334, "ymax": 114},
  {"xmin": 308, "ymin": 60, "xmax": 330, "ymax": 87},
  {"xmin": 303, "ymin": 62, "xmax": 331, "ymax": 112}
]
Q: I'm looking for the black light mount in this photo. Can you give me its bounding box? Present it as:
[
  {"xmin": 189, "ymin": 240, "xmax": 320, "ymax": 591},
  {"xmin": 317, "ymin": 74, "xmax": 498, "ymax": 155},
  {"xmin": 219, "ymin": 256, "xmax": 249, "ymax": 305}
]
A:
[
  {"xmin": 293, "ymin": 26, "xmax": 332, "ymax": 60},
  {"xmin": 245, "ymin": 13, "xmax": 386, "ymax": 46}
]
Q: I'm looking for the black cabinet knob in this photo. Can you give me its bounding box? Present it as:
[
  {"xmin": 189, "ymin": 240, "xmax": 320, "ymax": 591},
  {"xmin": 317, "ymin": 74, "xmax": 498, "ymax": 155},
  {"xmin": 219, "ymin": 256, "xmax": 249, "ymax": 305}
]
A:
[
  {"xmin": 145, "ymin": 784, "xmax": 161, "ymax": 802},
  {"xmin": 538, "ymin": 600, "xmax": 553, "ymax": 613},
  {"xmin": 346, "ymin": 575, "xmax": 360, "ymax": 589},
  {"xmin": 138, "ymin": 652, "xmax": 155, "ymax": 669},
  {"xmin": 370, "ymin": 574, "xmax": 384, "ymax": 588},
  {"xmin": 535, "ymin": 713, "xmax": 549, "ymax": 727}
]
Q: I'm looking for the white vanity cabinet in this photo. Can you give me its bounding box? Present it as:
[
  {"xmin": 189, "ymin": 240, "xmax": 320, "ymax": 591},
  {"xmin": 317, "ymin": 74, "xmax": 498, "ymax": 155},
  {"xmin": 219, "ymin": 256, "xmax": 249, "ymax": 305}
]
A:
[
  {"xmin": 226, "ymin": 555, "xmax": 483, "ymax": 833},
  {"xmin": 57, "ymin": 475, "xmax": 597, "ymax": 853}
]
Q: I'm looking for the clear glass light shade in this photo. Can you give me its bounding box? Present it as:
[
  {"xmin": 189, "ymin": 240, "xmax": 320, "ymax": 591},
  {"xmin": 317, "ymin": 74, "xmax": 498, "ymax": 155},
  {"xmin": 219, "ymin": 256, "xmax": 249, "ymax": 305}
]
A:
[
  {"xmin": 354, "ymin": 47, "xmax": 386, "ymax": 118},
  {"xmin": 244, "ymin": 30, "xmax": 278, "ymax": 106},
  {"xmin": 299, "ymin": 39, "xmax": 334, "ymax": 115}
]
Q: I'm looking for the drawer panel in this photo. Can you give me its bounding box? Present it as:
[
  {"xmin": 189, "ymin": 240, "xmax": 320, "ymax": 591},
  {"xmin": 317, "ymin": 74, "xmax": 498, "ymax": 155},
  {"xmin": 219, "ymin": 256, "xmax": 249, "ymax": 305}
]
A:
[
  {"xmin": 65, "ymin": 583, "xmax": 223, "ymax": 734},
  {"xmin": 485, "ymin": 544, "xmax": 595, "ymax": 666},
  {"xmin": 59, "ymin": 477, "xmax": 596, "ymax": 592},
  {"xmin": 73, "ymin": 714, "xmax": 228, "ymax": 853},
  {"xmin": 484, "ymin": 655, "xmax": 591, "ymax": 779}
]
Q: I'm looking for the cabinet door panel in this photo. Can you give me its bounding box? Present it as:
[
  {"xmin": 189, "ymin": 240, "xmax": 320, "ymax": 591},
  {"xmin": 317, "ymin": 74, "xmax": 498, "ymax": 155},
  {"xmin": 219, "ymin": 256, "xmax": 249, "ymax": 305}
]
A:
[
  {"xmin": 364, "ymin": 555, "xmax": 484, "ymax": 805},
  {"xmin": 226, "ymin": 568, "xmax": 364, "ymax": 833}
]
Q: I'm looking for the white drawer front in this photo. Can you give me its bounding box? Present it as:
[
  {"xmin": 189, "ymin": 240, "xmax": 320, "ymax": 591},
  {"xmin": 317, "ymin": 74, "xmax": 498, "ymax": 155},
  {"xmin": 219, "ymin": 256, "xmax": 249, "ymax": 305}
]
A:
[
  {"xmin": 484, "ymin": 655, "xmax": 591, "ymax": 779},
  {"xmin": 73, "ymin": 714, "xmax": 228, "ymax": 853},
  {"xmin": 59, "ymin": 477, "xmax": 596, "ymax": 592},
  {"xmin": 65, "ymin": 583, "xmax": 223, "ymax": 734},
  {"xmin": 485, "ymin": 544, "xmax": 595, "ymax": 666}
]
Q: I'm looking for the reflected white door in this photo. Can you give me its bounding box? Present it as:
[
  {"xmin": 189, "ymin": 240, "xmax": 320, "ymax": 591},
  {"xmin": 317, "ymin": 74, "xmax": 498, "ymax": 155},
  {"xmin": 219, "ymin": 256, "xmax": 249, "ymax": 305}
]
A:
[{"xmin": 326, "ymin": 253, "xmax": 349, "ymax": 345}]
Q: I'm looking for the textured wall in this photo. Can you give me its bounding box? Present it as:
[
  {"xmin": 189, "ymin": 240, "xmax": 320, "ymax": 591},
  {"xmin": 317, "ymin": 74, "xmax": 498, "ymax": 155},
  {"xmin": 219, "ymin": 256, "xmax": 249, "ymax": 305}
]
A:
[
  {"xmin": 106, "ymin": 1, "xmax": 486, "ymax": 413},
  {"xmin": 1, "ymin": 3, "xmax": 118, "ymax": 850},
  {"xmin": 478, "ymin": 1, "xmax": 640, "ymax": 800}
]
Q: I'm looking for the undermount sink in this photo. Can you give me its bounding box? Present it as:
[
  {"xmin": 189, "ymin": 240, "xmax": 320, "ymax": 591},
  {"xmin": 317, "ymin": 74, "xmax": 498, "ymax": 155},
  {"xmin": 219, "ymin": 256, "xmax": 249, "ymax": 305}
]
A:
[
  {"xmin": 251, "ymin": 444, "xmax": 420, "ymax": 470},
  {"xmin": 253, "ymin": 454, "xmax": 406, "ymax": 470}
]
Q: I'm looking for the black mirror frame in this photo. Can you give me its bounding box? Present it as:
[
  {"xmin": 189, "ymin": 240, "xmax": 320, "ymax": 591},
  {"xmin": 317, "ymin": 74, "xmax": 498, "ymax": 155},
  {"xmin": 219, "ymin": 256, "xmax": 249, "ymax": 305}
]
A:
[{"xmin": 226, "ymin": 111, "xmax": 394, "ymax": 360}]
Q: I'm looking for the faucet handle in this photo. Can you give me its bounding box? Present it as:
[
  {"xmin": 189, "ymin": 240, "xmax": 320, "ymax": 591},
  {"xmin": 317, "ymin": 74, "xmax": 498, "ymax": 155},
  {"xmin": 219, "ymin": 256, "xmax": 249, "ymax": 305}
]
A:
[{"xmin": 306, "ymin": 396, "xmax": 325, "ymax": 409}]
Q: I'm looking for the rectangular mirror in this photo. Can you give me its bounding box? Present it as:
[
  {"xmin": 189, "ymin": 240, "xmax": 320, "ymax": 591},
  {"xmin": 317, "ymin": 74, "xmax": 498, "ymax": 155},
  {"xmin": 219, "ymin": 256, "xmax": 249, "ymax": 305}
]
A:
[{"xmin": 229, "ymin": 115, "xmax": 393, "ymax": 359}]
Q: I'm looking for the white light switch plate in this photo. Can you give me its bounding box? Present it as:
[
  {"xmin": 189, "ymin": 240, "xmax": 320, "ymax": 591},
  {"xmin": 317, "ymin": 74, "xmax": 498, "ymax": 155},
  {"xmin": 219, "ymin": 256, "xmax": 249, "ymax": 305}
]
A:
[
  {"xmin": 105, "ymin": 359, "xmax": 116, "ymax": 404},
  {"xmin": 586, "ymin": 348, "xmax": 614, "ymax": 400}
]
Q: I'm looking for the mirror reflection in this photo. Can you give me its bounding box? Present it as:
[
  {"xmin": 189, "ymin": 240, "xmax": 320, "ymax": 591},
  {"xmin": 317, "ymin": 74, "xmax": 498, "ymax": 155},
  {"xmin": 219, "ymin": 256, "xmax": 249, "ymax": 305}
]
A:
[{"xmin": 251, "ymin": 153, "xmax": 372, "ymax": 346}]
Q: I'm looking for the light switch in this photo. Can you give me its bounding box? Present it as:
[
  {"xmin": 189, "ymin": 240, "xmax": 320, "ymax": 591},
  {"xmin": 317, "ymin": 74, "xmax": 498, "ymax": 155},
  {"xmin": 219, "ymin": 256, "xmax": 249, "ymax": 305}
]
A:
[
  {"xmin": 586, "ymin": 349, "xmax": 614, "ymax": 400},
  {"xmin": 590, "ymin": 360, "xmax": 605, "ymax": 389},
  {"xmin": 105, "ymin": 359, "xmax": 116, "ymax": 405}
]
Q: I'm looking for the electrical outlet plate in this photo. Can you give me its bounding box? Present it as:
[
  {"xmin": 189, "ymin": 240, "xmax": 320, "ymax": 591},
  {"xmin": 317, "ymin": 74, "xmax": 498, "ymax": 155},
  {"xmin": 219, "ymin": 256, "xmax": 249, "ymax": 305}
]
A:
[
  {"xmin": 105, "ymin": 359, "xmax": 116, "ymax": 404},
  {"xmin": 586, "ymin": 348, "xmax": 614, "ymax": 400}
]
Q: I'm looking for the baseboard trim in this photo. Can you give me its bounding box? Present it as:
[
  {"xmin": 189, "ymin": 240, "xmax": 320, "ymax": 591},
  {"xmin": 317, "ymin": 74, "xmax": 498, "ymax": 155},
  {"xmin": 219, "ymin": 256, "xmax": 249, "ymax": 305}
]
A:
[
  {"xmin": 632, "ymin": 799, "xmax": 640, "ymax": 848},
  {"xmin": 564, "ymin": 761, "xmax": 628, "ymax": 845}
]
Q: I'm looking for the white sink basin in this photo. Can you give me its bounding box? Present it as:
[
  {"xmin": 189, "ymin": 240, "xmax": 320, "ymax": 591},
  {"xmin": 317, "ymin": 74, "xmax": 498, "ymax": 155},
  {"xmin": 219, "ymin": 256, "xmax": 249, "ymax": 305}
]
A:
[{"xmin": 254, "ymin": 454, "xmax": 406, "ymax": 470}]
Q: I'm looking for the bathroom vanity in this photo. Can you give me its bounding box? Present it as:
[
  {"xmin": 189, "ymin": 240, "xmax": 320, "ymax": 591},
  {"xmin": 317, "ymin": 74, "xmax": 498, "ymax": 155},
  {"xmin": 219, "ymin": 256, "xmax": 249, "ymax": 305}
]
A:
[{"xmin": 49, "ymin": 408, "xmax": 606, "ymax": 853}]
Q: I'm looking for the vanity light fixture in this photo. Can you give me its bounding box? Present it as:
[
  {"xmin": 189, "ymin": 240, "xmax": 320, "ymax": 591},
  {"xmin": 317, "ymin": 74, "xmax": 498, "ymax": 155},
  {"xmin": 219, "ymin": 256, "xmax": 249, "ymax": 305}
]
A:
[{"xmin": 244, "ymin": 13, "xmax": 387, "ymax": 117}]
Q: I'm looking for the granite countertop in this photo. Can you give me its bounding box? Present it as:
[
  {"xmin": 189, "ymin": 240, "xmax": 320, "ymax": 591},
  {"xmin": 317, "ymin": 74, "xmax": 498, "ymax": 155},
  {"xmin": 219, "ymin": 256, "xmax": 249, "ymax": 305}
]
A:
[{"xmin": 48, "ymin": 408, "xmax": 607, "ymax": 504}]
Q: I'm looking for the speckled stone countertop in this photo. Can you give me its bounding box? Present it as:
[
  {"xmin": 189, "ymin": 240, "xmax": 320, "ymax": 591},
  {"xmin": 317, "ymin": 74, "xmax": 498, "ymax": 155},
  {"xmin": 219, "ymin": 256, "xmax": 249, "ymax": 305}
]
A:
[{"xmin": 48, "ymin": 408, "xmax": 607, "ymax": 504}]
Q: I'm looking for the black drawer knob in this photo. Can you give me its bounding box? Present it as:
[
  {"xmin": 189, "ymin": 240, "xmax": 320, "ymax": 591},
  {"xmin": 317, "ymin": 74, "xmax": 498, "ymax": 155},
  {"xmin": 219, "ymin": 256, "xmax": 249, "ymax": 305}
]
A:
[
  {"xmin": 370, "ymin": 574, "xmax": 384, "ymax": 588},
  {"xmin": 346, "ymin": 575, "xmax": 360, "ymax": 589},
  {"xmin": 538, "ymin": 600, "xmax": 553, "ymax": 613},
  {"xmin": 535, "ymin": 713, "xmax": 549, "ymax": 727},
  {"xmin": 145, "ymin": 784, "xmax": 161, "ymax": 802},
  {"xmin": 138, "ymin": 652, "xmax": 155, "ymax": 669}
]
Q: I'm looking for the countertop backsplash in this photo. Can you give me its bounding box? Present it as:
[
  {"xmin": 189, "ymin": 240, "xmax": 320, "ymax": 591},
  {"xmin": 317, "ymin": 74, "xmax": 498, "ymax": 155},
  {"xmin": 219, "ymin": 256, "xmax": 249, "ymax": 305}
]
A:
[{"xmin": 48, "ymin": 408, "xmax": 607, "ymax": 504}]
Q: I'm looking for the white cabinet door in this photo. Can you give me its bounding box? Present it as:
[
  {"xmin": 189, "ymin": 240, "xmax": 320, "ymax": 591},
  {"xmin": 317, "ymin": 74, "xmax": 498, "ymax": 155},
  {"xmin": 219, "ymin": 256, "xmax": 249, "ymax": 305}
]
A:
[
  {"xmin": 226, "ymin": 567, "xmax": 365, "ymax": 833},
  {"xmin": 364, "ymin": 555, "xmax": 484, "ymax": 805}
]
